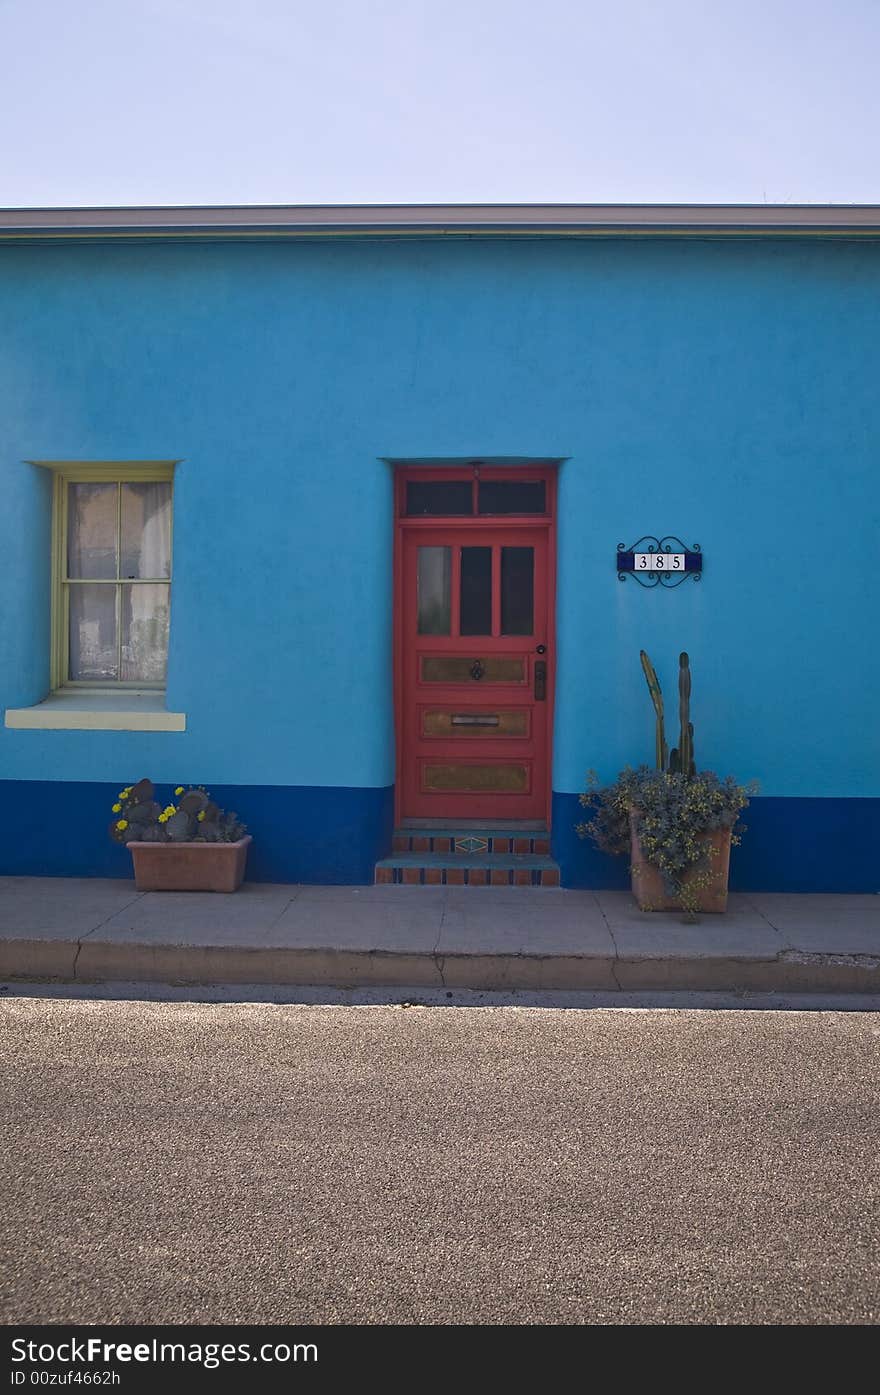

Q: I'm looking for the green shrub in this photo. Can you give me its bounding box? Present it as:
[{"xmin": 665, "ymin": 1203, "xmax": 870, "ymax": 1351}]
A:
[{"xmin": 577, "ymin": 765, "xmax": 754, "ymax": 905}]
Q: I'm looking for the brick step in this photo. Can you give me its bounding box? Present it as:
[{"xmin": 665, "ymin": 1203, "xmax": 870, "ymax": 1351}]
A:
[
  {"xmin": 375, "ymin": 852, "xmax": 560, "ymax": 887},
  {"xmin": 392, "ymin": 829, "xmax": 551, "ymax": 857}
]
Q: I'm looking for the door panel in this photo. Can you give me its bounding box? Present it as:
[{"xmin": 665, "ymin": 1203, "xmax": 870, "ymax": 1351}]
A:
[
  {"xmin": 399, "ymin": 519, "xmax": 552, "ymax": 821},
  {"xmin": 421, "ymin": 709, "xmax": 531, "ymax": 738}
]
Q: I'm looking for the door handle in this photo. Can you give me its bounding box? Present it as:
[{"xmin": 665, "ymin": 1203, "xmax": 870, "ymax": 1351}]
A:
[
  {"xmin": 535, "ymin": 644, "xmax": 546, "ymax": 654},
  {"xmin": 534, "ymin": 659, "xmax": 547, "ymax": 701}
]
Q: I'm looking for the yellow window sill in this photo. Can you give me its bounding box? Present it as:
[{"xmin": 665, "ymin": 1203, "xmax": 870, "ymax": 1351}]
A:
[{"xmin": 5, "ymin": 692, "xmax": 186, "ymax": 732}]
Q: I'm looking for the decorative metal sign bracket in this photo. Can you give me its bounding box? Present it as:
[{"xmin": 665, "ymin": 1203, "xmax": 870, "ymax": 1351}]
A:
[{"xmin": 617, "ymin": 536, "xmax": 702, "ymax": 588}]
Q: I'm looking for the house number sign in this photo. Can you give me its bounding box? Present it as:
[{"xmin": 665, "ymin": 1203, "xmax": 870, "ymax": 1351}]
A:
[{"xmin": 616, "ymin": 535, "xmax": 702, "ymax": 588}]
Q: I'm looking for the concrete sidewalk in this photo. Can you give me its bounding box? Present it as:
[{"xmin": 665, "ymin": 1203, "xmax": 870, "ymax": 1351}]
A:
[{"xmin": 1, "ymin": 876, "xmax": 879, "ymax": 995}]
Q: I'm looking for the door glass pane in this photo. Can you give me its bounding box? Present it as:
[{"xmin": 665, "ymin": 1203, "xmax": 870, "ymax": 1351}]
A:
[
  {"xmin": 69, "ymin": 584, "xmax": 118, "ymax": 680},
  {"xmin": 478, "ymin": 480, "xmax": 545, "ymax": 514},
  {"xmin": 67, "ymin": 483, "xmax": 117, "ymax": 579},
  {"xmin": 421, "ymin": 656, "xmax": 525, "ymax": 683},
  {"xmin": 417, "ymin": 547, "xmax": 451, "ymax": 635},
  {"xmin": 121, "ymin": 481, "xmax": 172, "ymax": 579},
  {"xmin": 501, "ymin": 547, "xmax": 534, "ymax": 635},
  {"xmin": 460, "ymin": 547, "xmax": 492, "ymax": 636},
  {"xmin": 121, "ymin": 583, "xmax": 170, "ymax": 682},
  {"xmin": 423, "ymin": 763, "xmax": 529, "ymax": 792},
  {"xmin": 406, "ymin": 480, "xmax": 473, "ymax": 516}
]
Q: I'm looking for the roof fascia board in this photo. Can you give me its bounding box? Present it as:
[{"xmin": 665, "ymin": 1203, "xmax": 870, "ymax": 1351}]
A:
[{"xmin": 1, "ymin": 203, "xmax": 879, "ymax": 239}]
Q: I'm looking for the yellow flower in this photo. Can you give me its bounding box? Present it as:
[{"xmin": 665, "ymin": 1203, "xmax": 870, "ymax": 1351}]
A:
[
  {"xmin": 175, "ymin": 786, "xmax": 184, "ymax": 795},
  {"xmin": 111, "ymin": 803, "xmax": 122, "ymax": 813},
  {"xmin": 116, "ymin": 819, "xmax": 128, "ymax": 831},
  {"xmin": 158, "ymin": 813, "xmax": 168, "ymax": 824},
  {"xmin": 163, "ymin": 805, "xmax": 177, "ymax": 818},
  {"xmin": 197, "ymin": 811, "xmax": 206, "ymax": 822},
  {"xmin": 119, "ymin": 787, "xmax": 132, "ymax": 798}
]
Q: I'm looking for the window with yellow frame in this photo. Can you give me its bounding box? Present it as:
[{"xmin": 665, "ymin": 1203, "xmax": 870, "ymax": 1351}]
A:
[{"xmin": 50, "ymin": 463, "xmax": 174, "ymax": 690}]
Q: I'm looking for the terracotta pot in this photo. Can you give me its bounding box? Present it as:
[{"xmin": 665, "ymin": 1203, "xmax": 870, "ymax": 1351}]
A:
[
  {"xmin": 629, "ymin": 814, "xmax": 731, "ymax": 912},
  {"xmin": 128, "ymin": 836, "xmax": 252, "ymax": 893}
]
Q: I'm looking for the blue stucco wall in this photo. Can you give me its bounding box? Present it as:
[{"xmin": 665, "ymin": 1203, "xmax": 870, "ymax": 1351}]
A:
[{"xmin": 1, "ymin": 235, "xmax": 878, "ymax": 885}]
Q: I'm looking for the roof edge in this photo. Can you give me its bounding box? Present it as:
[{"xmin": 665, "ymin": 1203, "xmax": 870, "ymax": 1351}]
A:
[{"xmin": 1, "ymin": 202, "xmax": 880, "ymax": 237}]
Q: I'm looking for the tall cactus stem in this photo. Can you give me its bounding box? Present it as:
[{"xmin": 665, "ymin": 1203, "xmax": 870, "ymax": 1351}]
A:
[
  {"xmin": 640, "ymin": 649, "xmax": 668, "ymax": 771},
  {"xmin": 678, "ymin": 652, "xmax": 693, "ymax": 777}
]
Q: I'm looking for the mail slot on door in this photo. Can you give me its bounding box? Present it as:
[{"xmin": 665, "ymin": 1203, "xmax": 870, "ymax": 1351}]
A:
[{"xmin": 534, "ymin": 660, "xmax": 547, "ymax": 701}]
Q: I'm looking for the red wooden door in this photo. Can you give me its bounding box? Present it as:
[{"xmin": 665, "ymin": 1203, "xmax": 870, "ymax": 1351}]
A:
[{"xmin": 396, "ymin": 471, "xmax": 554, "ymax": 824}]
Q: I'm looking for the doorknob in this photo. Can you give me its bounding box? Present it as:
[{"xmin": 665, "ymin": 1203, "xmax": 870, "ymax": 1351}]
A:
[
  {"xmin": 535, "ymin": 644, "xmax": 546, "ymax": 654},
  {"xmin": 470, "ymin": 660, "xmax": 485, "ymax": 681}
]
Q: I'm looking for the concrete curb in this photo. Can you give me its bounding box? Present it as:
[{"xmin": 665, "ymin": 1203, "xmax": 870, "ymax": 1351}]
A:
[{"xmin": 2, "ymin": 936, "xmax": 879, "ymax": 995}]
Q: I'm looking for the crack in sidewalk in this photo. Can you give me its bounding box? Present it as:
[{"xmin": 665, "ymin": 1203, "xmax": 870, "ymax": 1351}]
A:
[
  {"xmin": 265, "ymin": 885, "xmax": 305, "ymax": 930},
  {"xmin": 431, "ymin": 896, "xmax": 448, "ymax": 989},
  {"xmin": 594, "ymin": 895, "xmax": 623, "ymax": 991},
  {"xmin": 73, "ymin": 891, "xmax": 147, "ymax": 979},
  {"xmin": 740, "ymin": 894, "xmax": 794, "ymax": 954},
  {"xmin": 78, "ymin": 891, "xmax": 147, "ymax": 941}
]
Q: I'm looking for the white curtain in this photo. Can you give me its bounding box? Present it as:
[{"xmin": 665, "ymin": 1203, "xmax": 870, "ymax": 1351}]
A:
[
  {"xmin": 121, "ymin": 482, "xmax": 172, "ymax": 681},
  {"xmin": 68, "ymin": 481, "xmax": 172, "ymax": 682}
]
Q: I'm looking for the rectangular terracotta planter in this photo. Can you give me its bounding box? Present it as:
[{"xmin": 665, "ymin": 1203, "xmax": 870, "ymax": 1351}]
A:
[
  {"xmin": 128, "ymin": 836, "xmax": 252, "ymax": 892},
  {"xmin": 629, "ymin": 815, "xmax": 731, "ymax": 912}
]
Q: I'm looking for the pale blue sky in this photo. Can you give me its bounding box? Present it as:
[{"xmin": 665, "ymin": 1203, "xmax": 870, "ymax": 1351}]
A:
[{"xmin": 1, "ymin": 0, "xmax": 878, "ymax": 207}]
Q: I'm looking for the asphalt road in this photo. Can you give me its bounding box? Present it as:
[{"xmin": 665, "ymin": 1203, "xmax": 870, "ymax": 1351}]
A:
[{"xmin": 2, "ymin": 998, "xmax": 878, "ymax": 1325}]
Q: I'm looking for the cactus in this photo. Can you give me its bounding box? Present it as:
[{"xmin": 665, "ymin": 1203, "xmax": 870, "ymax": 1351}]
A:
[
  {"xmin": 639, "ymin": 650, "xmax": 668, "ymax": 771},
  {"xmin": 677, "ymin": 653, "xmax": 695, "ymax": 777},
  {"xmin": 108, "ymin": 781, "xmax": 249, "ymax": 842},
  {"xmin": 644, "ymin": 651, "xmax": 696, "ymax": 777},
  {"xmin": 165, "ymin": 810, "xmax": 192, "ymax": 841},
  {"xmin": 179, "ymin": 790, "xmax": 207, "ymax": 816},
  {"xmin": 107, "ymin": 781, "xmax": 247, "ymax": 846}
]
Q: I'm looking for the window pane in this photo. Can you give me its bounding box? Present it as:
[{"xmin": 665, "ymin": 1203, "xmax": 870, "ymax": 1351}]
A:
[
  {"xmin": 417, "ymin": 547, "xmax": 451, "ymax": 635},
  {"xmin": 478, "ymin": 480, "xmax": 546, "ymax": 515},
  {"xmin": 121, "ymin": 583, "xmax": 170, "ymax": 682},
  {"xmin": 69, "ymin": 584, "xmax": 118, "ymax": 680},
  {"xmin": 501, "ymin": 547, "xmax": 534, "ymax": 635},
  {"xmin": 67, "ymin": 483, "xmax": 117, "ymax": 579},
  {"xmin": 460, "ymin": 547, "xmax": 492, "ymax": 636},
  {"xmin": 121, "ymin": 481, "xmax": 172, "ymax": 579},
  {"xmin": 406, "ymin": 480, "xmax": 473, "ymax": 516}
]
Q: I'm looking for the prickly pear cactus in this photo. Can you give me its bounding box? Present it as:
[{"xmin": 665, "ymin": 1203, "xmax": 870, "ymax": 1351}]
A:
[
  {"xmin": 108, "ymin": 780, "xmax": 247, "ymax": 846},
  {"xmin": 165, "ymin": 810, "xmax": 192, "ymax": 841}
]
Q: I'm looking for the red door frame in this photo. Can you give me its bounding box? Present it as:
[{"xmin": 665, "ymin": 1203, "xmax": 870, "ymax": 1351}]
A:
[{"xmin": 393, "ymin": 465, "xmax": 557, "ymax": 827}]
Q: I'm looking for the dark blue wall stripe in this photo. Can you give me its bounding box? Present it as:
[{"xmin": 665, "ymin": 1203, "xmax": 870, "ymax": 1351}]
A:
[
  {"xmin": 0, "ymin": 782, "xmax": 394, "ymax": 885},
  {"xmin": 551, "ymin": 791, "xmax": 880, "ymax": 893},
  {"xmin": 1, "ymin": 782, "xmax": 876, "ymax": 891}
]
